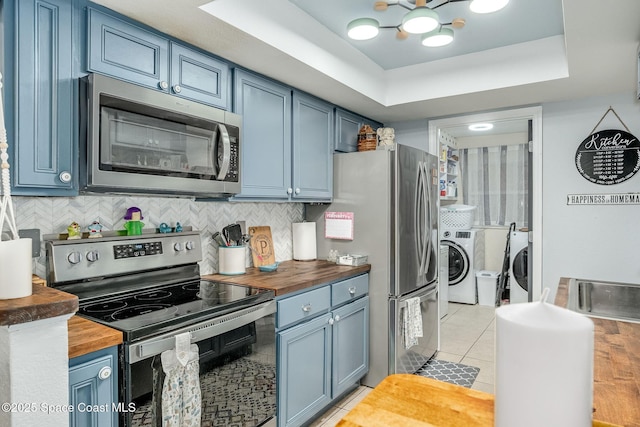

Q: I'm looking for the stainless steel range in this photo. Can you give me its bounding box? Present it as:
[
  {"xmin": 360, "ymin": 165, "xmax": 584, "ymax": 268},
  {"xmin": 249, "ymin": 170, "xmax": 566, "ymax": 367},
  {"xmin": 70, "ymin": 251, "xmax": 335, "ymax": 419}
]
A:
[{"xmin": 46, "ymin": 230, "xmax": 276, "ymax": 427}]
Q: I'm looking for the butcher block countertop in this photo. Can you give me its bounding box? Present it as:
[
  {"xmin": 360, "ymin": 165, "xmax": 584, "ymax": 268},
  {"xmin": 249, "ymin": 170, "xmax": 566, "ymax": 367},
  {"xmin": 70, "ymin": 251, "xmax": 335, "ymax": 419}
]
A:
[
  {"xmin": 67, "ymin": 315, "xmax": 123, "ymax": 359},
  {"xmin": 202, "ymin": 259, "xmax": 371, "ymax": 296},
  {"xmin": 0, "ymin": 276, "xmax": 123, "ymax": 359},
  {"xmin": 337, "ymin": 374, "xmax": 620, "ymax": 427},
  {"xmin": 0, "ymin": 284, "xmax": 78, "ymax": 326},
  {"xmin": 555, "ymin": 278, "xmax": 640, "ymax": 427}
]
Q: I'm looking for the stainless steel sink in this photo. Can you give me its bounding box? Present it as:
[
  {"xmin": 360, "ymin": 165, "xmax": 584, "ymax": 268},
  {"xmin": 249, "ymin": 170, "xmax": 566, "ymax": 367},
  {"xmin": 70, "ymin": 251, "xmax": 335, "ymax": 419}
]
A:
[{"xmin": 567, "ymin": 279, "xmax": 640, "ymax": 323}]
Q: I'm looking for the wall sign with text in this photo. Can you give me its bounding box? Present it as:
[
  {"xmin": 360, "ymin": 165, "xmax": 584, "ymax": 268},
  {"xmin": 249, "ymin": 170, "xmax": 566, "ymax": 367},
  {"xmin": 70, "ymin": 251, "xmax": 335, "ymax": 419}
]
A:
[
  {"xmin": 567, "ymin": 193, "xmax": 640, "ymax": 205},
  {"xmin": 575, "ymin": 129, "xmax": 640, "ymax": 185}
]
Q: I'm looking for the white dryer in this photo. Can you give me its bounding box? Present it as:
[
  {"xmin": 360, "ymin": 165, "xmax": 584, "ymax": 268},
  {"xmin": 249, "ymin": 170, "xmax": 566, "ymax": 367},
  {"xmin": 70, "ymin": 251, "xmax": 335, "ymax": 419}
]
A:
[
  {"xmin": 441, "ymin": 229, "xmax": 485, "ymax": 304},
  {"xmin": 509, "ymin": 230, "xmax": 529, "ymax": 303}
]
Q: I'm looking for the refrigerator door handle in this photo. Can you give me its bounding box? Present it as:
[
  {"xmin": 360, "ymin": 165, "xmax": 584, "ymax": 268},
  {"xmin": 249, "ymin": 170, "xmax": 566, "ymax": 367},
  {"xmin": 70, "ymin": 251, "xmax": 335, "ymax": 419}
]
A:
[
  {"xmin": 422, "ymin": 162, "xmax": 432, "ymax": 282},
  {"xmin": 415, "ymin": 162, "xmax": 426, "ymax": 276}
]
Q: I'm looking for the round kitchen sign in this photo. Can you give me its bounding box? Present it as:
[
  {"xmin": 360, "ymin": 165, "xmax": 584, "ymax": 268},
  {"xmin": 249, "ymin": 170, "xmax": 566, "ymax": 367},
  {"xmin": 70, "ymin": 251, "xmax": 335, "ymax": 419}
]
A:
[{"xmin": 575, "ymin": 129, "xmax": 640, "ymax": 185}]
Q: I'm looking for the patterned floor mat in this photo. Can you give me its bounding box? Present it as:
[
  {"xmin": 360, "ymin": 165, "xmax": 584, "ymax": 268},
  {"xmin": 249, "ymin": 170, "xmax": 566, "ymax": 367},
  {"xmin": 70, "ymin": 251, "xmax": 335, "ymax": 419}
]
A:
[{"xmin": 415, "ymin": 359, "xmax": 480, "ymax": 388}]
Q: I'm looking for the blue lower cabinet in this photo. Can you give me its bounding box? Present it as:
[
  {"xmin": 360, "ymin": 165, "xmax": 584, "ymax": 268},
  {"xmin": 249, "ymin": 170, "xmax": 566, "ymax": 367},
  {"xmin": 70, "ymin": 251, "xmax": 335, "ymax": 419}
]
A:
[
  {"xmin": 68, "ymin": 346, "xmax": 118, "ymax": 427},
  {"xmin": 332, "ymin": 296, "xmax": 369, "ymax": 397},
  {"xmin": 278, "ymin": 314, "xmax": 333, "ymax": 427},
  {"xmin": 277, "ymin": 276, "xmax": 369, "ymax": 427}
]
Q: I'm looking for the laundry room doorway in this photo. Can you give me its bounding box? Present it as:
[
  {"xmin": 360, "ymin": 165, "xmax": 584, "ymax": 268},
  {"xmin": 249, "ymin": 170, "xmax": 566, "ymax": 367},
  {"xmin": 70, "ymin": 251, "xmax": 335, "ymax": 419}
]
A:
[{"xmin": 429, "ymin": 106, "xmax": 542, "ymax": 305}]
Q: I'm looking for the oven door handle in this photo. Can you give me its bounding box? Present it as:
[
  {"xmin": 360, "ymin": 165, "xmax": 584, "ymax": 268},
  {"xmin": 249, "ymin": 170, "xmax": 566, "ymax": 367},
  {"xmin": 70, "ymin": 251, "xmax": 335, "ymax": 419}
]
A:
[{"xmin": 129, "ymin": 300, "xmax": 276, "ymax": 363}]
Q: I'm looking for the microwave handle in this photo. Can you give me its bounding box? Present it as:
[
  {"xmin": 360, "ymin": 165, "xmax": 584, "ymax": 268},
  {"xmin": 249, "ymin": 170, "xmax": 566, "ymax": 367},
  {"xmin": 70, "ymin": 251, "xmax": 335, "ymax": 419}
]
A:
[{"xmin": 217, "ymin": 123, "xmax": 231, "ymax": 180}]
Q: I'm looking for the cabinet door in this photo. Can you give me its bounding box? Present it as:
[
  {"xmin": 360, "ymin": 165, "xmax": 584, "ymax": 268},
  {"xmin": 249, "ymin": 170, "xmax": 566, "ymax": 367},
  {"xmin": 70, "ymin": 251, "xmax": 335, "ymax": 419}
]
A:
[
  {"xmin": 88, "ymin": 8, "xmax": 169, "ymax": 90},
  {"xmin": 334, "ymin": 108, "xmax": 362, "ymax": 153},
  {"xmin": 69, "ymin": 347, "xmax": 118, "ymax": 427},
  {"xmin": 233, "ymin": 69, "xmax": 292, "ymax": 199},
  {"xmin": 278, "ymin": 314, "xmax": 332, "ymax": 427},
  {"xmin": 170, "ymin": 42, "xmax": 229, "ymax": 109},
  {"xmin": 332, "ymin": 296, "xmax": 369, "ymax": 397},
  {"xmin": 292, "ymin": 92, "xmax": 333, "ymax": 201},
  {"xmin": 9, "ymin": 0, "xmax": 77, "ymax": 195}
]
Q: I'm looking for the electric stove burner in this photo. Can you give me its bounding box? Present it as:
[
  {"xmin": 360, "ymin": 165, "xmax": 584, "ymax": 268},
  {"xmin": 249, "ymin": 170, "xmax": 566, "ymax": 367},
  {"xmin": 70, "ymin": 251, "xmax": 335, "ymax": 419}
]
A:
[
  {"xmin": 134, "ymin": 290, "xmax": 172, "ymax": 301},
  {"xmin": 181, "ymin": 283, "xmax": 200, "ymax": 292},
  {"xmin": 84, "ymin": 300, "xmax": 128, "ymax": 313},
  {"xmin": 111, "ymin": 304, "xmax": 177, "ymax": 321}
]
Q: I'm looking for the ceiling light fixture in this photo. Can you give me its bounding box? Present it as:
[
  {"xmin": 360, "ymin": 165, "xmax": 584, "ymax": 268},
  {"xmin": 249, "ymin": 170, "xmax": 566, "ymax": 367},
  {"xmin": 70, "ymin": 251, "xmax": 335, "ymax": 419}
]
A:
[
  {"xmin": 347, "ymin": 0, "xmax": 509, "ymax": 46},
  {"xmin": 468, "ymin": 123, "xmax": 494, "ymax": 131}
]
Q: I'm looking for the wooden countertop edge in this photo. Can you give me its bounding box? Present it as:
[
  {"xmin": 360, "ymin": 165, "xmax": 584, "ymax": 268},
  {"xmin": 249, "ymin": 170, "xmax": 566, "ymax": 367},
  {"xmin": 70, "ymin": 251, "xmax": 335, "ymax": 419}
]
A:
[
  {"xmin": 203, "ymin": 260, "xmax": 371, "ymax": 296},
  {"xmin": 0, "ymin": 285, "xmax": 78, "ymax": 326},
  {"xmin": 68, "ymin": 315, "xmax": 123, "ymax": 359}
]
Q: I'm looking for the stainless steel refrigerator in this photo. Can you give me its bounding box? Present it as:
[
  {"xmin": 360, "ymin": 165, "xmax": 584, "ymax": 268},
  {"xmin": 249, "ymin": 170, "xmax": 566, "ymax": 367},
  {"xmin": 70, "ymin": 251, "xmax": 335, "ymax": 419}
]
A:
[{"xmin": 306, "ymin": 145, "xmax": 439, "ymax": 388}]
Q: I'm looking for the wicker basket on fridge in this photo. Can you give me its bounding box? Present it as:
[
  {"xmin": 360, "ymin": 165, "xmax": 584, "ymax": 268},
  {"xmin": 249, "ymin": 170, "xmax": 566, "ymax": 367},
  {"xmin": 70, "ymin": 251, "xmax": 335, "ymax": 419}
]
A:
[{"xmin": 357, "ymin": 125, "xmax": 377, "ymax": 151}]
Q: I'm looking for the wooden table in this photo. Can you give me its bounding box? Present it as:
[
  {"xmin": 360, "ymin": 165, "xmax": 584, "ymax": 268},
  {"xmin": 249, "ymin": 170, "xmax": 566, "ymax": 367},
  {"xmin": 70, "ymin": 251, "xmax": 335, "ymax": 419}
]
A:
[{"xmin": 336, "ymin": 374, "xmax": 620, "ymax": 427}]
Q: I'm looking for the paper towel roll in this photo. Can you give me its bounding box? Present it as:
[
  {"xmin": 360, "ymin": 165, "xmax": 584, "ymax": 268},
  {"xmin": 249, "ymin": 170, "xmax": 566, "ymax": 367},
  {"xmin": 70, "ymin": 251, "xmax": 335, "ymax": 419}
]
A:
[
  {"xmin": 0, "ymin": 238, "xmax": 33, "ymax": 299},
  {"xmin": 292, "ymin": 222, "xmax": 316, "ymax": 261},
  {"xmin": 495, "ymin": 296, "xmax": 594, "ymax": 427}
]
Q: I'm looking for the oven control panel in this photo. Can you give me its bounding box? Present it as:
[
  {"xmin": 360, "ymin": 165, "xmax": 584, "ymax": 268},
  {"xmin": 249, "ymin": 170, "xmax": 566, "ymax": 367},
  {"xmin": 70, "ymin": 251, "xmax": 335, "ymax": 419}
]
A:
[
  {"xmin": 114, "ymin": 241, "xmax": 163, "ymax": 259},
  {"xmin": 46, "ymin": 231, "xmax": 203, "ymax": 284}
]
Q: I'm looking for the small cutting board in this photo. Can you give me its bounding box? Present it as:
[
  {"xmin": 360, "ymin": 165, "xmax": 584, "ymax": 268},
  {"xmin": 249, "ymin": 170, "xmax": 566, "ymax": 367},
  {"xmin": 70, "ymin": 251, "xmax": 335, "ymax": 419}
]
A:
[{"xmin": 248, "ymin": 226, "xmax": 276, "ymax": 267}]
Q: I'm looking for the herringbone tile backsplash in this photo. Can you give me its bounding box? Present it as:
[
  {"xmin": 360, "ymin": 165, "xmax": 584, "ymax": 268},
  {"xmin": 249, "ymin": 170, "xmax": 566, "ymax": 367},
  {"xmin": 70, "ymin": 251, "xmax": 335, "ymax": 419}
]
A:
[{"xmin": 13, "ymin": 196, "xmax": 304, "ymax": 278}]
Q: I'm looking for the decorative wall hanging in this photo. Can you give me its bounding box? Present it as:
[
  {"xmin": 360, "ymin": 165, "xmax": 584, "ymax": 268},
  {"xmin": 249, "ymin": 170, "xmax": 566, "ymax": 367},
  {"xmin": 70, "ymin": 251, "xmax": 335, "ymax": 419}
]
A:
[
  {"xmin": 567, "ymin": 193, "xmax": 640, "ymax": 205},
  {"xmin": 574, "ymin": 107, "xmax": 640, "ymax": 185}
]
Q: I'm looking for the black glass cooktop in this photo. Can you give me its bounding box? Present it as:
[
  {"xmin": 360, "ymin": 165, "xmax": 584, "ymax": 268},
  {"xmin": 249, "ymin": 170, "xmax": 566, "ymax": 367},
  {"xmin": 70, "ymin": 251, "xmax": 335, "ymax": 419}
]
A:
[{"xmin": 78, "ymin": 280, "xmax": 274, "ymax": 338}]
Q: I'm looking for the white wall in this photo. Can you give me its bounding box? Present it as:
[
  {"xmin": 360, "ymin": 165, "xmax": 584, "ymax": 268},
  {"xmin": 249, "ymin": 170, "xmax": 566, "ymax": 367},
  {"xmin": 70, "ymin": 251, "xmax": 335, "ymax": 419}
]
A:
[
  {"xmin": 542, "ymin": 91, "xmax": 640, "ymax": 300},
  {"xmin": 387, "ymin": 119, "xmax": 432, "ymax": 154}
]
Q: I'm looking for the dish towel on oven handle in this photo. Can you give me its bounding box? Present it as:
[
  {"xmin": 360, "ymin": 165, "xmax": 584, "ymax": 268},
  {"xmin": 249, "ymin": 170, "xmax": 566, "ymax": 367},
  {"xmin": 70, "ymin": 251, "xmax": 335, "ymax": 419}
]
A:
[
  {"xmin": 161, "ymin": 332, "xmax": 201, "ymax": 427},
  {"xmin": 404, "ymin": 297, "xmax": 423, "ymax": 349}
]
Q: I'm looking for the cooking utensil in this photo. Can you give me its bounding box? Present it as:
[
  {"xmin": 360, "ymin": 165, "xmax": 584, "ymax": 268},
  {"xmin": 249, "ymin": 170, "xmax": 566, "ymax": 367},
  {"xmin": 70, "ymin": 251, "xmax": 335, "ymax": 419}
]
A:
[
  {"xmin": 222, "ymin": 223, "xmax": 243, "ymax": 246},
  {"xmin": 212, "ymin": 231, "xmax": 227, "ymax": 247}
]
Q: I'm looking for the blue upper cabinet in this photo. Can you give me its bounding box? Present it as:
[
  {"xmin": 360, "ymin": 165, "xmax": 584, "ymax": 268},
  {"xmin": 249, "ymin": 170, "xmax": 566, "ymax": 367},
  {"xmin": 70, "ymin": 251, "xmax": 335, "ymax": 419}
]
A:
[
  {"xmin": 233, "ymin": 69, "xmax": 292, "ymax": 200},
  {"xmin": 169, "ymin": 42, "xmax": 229, "ymax": 108},
  {"xmin": 87, "ymin": 8, "xmax": 229, "ymax": 109},
  {"xmin": 292, "ymin": 92, "xmax": 333, "ymax": 201},
  {"xmin": 334, "ymin": 108, "xmax": 383, "ymax": 153},
  {"xmin": 87, "ymin": 8, "xmax": 169, "ymax": 90},
  {"xmin": 3, "ymin": 0, "xmax": 79, "ymax": 195},
  {"xmin": 232, "ymin": 71, "xmax": 334, "ymax": 202}
]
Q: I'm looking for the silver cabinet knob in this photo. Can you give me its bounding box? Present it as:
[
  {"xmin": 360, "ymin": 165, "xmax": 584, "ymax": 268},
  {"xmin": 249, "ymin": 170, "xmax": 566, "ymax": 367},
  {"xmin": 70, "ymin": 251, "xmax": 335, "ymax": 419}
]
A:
[
  {"xmin": 67, "ymin": 252, "xmax": 82, "ymax": 264},
  {"xmin": 98, "ymin": 366, "xmax": 111, "ymax": 380},
  {"xmin": 328, "ymin": 317, "xmax": 334, "ymax": 325},
  {"xmin": 287, "ymin": 188, "xmax": 293, "ymax": 195},
  {"xmin": 158, "ymin": 81, "xmax": 169, "ymax": 90},
  {"xmin": 86, "ymin": 251, "xmax": 100, "ymax": 263},
  {"xmin": 348, "ymin": 286, "xmax": 357, "ymax": 295},
  {"xmin": 59, "ymin": 171, "xmax": 72, "ymax": 183},
  {"xmin": 301, "ymin": 304, "xmax": 312, "ymax": 312},
  {"xmin": 295, "ymin": 188, "xmax": 300, "ymax": 194},
  {"xmin": 172, "ymin": 84, "xmax": 181, "ymax": 93},
  {"xmin": 334, "ymin": 315, "xmax": 341, "ymax": 322},
  {"xmin": 174, "ymin": 242, "xmax": 184, "ymax": 252},
  {"xmin": 185, "ymin": 241, "xmax": 194, "ymax": 250}
]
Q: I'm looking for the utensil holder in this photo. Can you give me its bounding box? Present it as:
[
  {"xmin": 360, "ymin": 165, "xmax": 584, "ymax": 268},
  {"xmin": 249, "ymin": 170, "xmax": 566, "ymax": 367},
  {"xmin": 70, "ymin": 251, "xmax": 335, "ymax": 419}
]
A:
[
  {"xmin": 0, "ymin": 238, "xmax": 33, "ymax": 299},
  {"xmin": 218, "ymin": 245, "xmax": 246, "ymax": 275}
]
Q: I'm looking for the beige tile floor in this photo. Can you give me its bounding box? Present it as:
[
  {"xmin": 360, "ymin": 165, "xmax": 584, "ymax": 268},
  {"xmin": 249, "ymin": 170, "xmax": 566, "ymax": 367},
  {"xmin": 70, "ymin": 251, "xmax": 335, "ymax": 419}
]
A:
[{"xmin": 309, "ymin": 302, "xmax": 496, "ymax": 426}]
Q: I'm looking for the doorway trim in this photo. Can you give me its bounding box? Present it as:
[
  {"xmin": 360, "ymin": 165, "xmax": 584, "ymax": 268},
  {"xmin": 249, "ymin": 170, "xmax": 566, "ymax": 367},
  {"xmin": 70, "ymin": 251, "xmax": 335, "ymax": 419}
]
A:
[{"xmin": 428, "ymin": 106, "xmax": 543, "ymax": 302}]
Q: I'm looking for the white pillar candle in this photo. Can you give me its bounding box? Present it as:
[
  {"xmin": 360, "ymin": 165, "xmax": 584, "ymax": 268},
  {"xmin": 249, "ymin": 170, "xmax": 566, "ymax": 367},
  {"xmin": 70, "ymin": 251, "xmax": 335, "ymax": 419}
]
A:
[
  {"xmin": 0, "ymin": 238, "xmax": 32, "ymax": 299},
  {"xmin": 495, "ymin": 290, "xmax": 594, "ymax": 427}
]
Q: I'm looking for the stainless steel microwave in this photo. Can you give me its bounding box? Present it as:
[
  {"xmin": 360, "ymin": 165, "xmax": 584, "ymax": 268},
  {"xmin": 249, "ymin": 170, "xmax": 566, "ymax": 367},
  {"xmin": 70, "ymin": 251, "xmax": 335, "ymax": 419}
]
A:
[{"xmin": 80, "ymin": 74, "xmax": 241, "ymax": 197}]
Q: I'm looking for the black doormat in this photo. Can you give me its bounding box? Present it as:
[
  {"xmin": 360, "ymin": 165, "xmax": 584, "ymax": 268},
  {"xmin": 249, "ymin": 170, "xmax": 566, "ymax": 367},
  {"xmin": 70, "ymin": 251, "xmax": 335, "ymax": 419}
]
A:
[{"xmin": 415, "ymin": 359, "xmax": 480, "ymax": 388}]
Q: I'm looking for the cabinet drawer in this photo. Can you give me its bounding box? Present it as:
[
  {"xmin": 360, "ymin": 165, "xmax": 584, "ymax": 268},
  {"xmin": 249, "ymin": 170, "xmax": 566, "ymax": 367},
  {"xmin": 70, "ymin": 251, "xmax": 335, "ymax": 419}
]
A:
[
  {"xmin": 331, "ymin": 274, "xmax": 368, "ymax": 307},
  {"xmin": 277, "ymin": 286, "xmax": 330, "ymax": 329}
]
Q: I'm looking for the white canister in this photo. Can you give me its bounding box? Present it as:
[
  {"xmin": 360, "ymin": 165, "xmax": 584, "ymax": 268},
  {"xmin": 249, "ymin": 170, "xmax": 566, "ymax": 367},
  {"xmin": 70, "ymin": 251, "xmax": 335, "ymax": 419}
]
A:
[
  {"xmin": 0, "ymin": 238, "xmax": 33, "ymax": 299},
  {"xmin": 218, "ymin": 245, "xmax": 246, "ymax": 275}
]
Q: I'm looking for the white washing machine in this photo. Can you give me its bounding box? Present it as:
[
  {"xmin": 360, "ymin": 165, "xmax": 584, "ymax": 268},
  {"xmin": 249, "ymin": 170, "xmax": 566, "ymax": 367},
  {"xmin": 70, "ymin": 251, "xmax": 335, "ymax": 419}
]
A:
[
  {"xmin": 509, "ymin": 230, "xmax": 529, "ymax": 303},
  {"xmin": 441, "ymin": 229, "xmax": 485, "ymax": 304}
]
